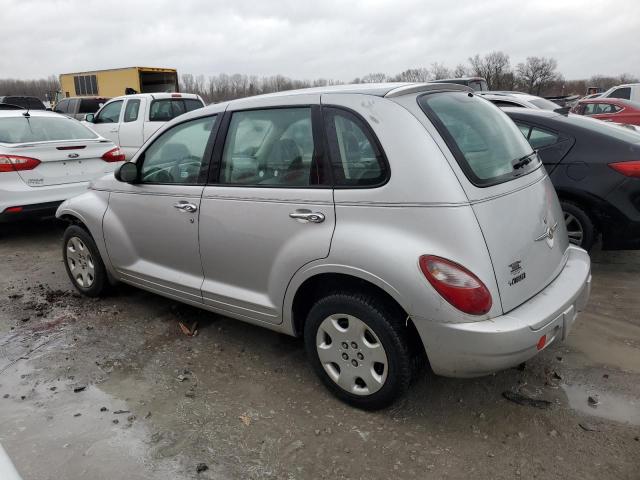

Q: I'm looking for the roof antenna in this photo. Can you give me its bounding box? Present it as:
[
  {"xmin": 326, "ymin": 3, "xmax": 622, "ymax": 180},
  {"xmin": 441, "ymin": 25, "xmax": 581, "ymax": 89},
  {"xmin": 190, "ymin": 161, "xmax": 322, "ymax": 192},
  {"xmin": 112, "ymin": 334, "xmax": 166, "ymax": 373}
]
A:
[{"xmin": 22, "ymin": 104, "xmax": 30, "ymax": 118}]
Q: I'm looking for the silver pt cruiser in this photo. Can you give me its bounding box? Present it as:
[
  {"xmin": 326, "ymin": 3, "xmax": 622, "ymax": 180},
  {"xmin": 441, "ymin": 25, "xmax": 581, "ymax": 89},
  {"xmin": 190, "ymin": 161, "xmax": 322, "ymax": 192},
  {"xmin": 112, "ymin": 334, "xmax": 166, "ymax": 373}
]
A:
[{"xmin": 57, "ymin": 83, "xmax": 591, "ymax": 409}]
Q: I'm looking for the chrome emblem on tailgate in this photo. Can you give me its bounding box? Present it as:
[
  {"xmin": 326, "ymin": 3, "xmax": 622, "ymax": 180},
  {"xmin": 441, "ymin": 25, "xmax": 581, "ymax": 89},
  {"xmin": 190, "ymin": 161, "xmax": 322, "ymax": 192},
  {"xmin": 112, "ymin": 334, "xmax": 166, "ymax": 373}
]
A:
[
  {"xmin": 535, "ymin": 217, "xmax": 558, "ymax": 248},
  {"xmin": 67, "ymin": 153, "xmax": 79, "ymax": 158}
]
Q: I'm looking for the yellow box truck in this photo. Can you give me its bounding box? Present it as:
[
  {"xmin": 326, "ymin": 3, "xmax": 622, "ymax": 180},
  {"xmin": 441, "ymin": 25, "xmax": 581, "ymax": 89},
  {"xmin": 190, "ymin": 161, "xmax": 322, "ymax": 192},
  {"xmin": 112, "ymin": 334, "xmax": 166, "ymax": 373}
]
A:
[{"xmin": 59, "ymin": 67, "xmax": 179, "ymax": 98}]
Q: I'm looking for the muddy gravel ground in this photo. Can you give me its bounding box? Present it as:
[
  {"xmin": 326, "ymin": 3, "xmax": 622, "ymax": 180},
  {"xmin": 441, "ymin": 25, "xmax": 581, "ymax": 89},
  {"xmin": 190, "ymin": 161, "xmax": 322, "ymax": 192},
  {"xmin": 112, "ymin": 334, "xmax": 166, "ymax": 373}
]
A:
[{"xmin": 1, "ymin": 220, "xmax": 639, "ymax": 480}]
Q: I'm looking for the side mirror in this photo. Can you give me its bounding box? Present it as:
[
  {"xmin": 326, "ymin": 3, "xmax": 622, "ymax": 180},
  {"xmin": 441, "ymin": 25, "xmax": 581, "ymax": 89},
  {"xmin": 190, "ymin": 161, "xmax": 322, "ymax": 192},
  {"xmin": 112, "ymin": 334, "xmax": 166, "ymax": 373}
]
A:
[
  {"xmin": 115, "ymin": 162, "xmax": 139, "ymax": 183},
  {"xmin": 84, "ymin": 113, "xmax": 95, "ymax": 123}
]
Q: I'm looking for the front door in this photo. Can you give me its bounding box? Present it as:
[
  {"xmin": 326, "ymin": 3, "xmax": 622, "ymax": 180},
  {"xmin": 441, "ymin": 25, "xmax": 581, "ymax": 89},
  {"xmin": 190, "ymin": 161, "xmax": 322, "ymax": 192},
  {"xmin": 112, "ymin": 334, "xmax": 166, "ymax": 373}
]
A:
[
  {"xmin": 90, "ymin": 99, "xmax": 123, "ymax": 145},
  {"xmin": 103, "ymin": 114, "xmax": 218, "ymax": 302},
  {"xmin": 199, "ymin": 101, "xmax": 335, "ymax": 324}
]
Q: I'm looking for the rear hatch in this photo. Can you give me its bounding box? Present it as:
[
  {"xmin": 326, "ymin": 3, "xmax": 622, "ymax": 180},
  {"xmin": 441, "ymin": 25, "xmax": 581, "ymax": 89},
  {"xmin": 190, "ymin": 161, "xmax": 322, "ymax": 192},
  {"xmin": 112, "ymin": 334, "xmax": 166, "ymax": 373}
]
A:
[
  {"xmin": 418, "ymin": 92, "xmax": 569, "ymax": 313},
  {"xmin": 0, "ymin": 114, "xmax": 116, "ymax": 186}
]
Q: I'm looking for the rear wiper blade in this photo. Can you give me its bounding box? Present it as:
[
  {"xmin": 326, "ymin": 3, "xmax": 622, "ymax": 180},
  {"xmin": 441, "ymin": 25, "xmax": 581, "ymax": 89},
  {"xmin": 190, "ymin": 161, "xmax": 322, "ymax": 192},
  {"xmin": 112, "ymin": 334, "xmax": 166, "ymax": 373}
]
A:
[{"xmin": 512, "ymin": 151, "xmax": 536, "ymax": 170}]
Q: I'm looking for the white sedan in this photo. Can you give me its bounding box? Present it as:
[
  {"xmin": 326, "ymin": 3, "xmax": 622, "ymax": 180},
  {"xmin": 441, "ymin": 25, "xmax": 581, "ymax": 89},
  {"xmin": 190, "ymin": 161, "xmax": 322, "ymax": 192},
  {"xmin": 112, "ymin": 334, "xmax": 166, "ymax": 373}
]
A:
[{"xmin": 0, "ymin": 109, "xmax": 123, "ymax": 222}]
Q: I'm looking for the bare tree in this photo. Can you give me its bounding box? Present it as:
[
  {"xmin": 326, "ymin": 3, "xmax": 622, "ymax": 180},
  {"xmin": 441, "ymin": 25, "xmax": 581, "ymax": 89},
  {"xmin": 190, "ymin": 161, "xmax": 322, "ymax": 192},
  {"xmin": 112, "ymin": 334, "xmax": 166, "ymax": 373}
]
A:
[
  {"xmin": 393, "ymin": 68, "xmax": 430, "ymax": 82},
  {"xmin": 453, "ymin": 64, "xmax": 468, "ymax": 78},
  {"xmin": 0, "ymin": 75, "xmax": 60, "ymax": 100},
  {"xmin": 430, "ymin": 62, "xmax": 450, "ymax": 80},
  {"xmin": 360, "ymin": 72, "xmax": 387, "ymax": 83},
  {"xmin": 468, "ymin": 51, "xmax": 511, "ymax": 89},
  {"xmin": 516, "ymin": 56, "xmax": 559, "ymax": 95}
]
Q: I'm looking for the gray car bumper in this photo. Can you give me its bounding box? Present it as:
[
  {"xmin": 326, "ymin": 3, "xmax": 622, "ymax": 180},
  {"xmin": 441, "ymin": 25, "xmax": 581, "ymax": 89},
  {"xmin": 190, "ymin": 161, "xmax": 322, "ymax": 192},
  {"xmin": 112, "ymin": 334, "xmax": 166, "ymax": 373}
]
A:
[{"xmin": 414, "ymin": 245, "xmax": 591, "ymax": 378}]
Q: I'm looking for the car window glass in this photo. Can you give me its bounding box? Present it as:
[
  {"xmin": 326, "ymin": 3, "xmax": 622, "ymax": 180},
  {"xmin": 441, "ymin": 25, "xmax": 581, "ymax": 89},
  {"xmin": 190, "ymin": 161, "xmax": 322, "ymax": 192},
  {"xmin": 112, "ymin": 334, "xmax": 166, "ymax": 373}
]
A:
[
  {"xmin": 28, "ymin": 98, "xmax": 45, "ymax": 110},
  {"xmin": 583, "ymin": 103, "xmax": 597, "ymax": 115},
  {"xmin": 419, "ymin": 92, "xmax": 535, "ymax": 186},
  {"xmin": 67, "ymin": 99, "xmax": 80, "ymax": 113},
  {"xmin": 96, "ymin": 100, "xmax": 123, "ymax": 123},
  {"xmin": 516, "ymin": 123, "xmax": 531, "ymax": 138},
  {"xmin": 325, "ymin": 109, "xmax": 387, "ymax": 186},
  {"xmin": 528, "ymin": 127, "xmax": 559, "ymax": 149},
  {"xmin": 79, "ymin": 98, "xmax": 106, "ymax": 114},
  {"xmin": 609, "ymin": 87, "xmax": 631, "ymax": 100},
  {"xmin": 0, "ymin": 116, "xmax": 99, "ymax": 143},
  {"xmin": 149, "ymin": 99, "xmax": 204, "ymax": 122},
  {"xmin": 124, "ymin": 99, "xmax": 141, "ymax": 122},
  {"xmin": 140, "ymin": 115, "xmax": 216, "ymax": 184},
  {"xmin": 220, "ymin": 108, "xmax": 319, "ymax": 187},
  {"xmin": 54, "ymin": 99, "xmax": 68, "ymax": 113}
]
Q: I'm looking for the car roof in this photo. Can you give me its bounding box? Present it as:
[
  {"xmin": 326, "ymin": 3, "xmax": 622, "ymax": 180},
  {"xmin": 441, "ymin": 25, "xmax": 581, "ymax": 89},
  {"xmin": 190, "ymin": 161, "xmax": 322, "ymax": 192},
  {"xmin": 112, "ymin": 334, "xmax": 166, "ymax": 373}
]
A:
[
  {"xmin": 578, "ymin": 97, "xmax": 640, "ymax": 107},
  {"xmin": 501, "ymin": 107, "xmax": 562, "ymax": 119},
  {"xmin": 478, "ymin": 91, "xmax": 542, "ymax": 101},
  {"xmin": 0, "ymin": 109, "xmax": 65, "ymax": 118},
  {"xmin": 106, "ymin": 92, "xmax": 202, "ymax": 101}
]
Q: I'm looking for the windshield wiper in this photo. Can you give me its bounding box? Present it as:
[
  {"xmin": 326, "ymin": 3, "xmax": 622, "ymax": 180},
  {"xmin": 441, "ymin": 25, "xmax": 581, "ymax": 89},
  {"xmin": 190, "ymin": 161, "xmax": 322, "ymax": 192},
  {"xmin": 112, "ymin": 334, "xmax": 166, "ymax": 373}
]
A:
[{"xmin": 512, "ymin": 151, "xmax": 536, "ymax": 171}]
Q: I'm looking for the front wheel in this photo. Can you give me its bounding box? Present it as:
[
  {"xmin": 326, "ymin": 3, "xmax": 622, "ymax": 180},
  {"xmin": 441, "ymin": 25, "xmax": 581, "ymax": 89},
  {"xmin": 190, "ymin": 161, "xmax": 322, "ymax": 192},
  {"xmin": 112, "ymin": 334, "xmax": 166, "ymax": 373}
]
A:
[
  {"xmin": 62, "ymin": 225, "xmax": 109, "ymax": 297},
  {"xmin": 304, "ymin": 293, "xmax": 413, "ymax": 410}
]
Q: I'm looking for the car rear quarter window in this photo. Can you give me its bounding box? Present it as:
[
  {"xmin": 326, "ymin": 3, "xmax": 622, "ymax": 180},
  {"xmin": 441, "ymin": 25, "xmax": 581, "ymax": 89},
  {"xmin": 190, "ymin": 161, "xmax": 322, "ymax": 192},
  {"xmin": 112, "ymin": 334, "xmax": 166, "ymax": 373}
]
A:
[
  {"xmin": 419, "ymin": 92, "xmax": 537, "ymax": 187},
  {"xmin": 323, "ymin": 107, "xmax": 388, "ymax": 187},
  {"xmin": 0, "ymin": 116, "xmax": 98, "ymax": 143}
]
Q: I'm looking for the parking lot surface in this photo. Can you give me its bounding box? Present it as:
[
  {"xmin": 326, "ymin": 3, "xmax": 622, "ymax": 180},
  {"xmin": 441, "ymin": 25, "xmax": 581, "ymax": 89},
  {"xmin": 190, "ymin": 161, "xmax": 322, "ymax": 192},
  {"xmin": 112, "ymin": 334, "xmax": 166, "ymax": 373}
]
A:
[{"xmin": 1, "ymin": 220, "xmax": 639, "ymax": 479}]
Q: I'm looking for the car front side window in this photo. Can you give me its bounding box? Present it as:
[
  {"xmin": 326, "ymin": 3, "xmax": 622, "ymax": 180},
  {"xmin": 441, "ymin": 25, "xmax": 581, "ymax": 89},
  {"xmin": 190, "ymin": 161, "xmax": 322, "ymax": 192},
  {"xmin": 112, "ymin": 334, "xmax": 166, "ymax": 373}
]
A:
[
  {"xmin": 139, "ymin": 115, "xmax": 216, "ymax": 185},
  {"xmin": 95, "ymin": 100, "xmax": 123, "ymax": 123}
]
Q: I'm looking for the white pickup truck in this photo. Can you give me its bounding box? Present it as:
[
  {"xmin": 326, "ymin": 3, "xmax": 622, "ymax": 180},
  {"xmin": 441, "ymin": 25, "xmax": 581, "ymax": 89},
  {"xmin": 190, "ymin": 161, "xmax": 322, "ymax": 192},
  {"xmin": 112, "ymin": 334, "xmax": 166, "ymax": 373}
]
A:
[{"xmin": 83, "ymin": 93, "xmax": 205, "ymax": 160}]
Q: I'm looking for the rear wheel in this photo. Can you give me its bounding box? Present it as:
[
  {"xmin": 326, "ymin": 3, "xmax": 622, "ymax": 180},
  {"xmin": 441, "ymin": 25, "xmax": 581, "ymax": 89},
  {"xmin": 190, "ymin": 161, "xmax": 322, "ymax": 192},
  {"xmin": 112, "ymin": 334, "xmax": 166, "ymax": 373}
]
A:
[
  {"xmin": 62, "ymin": 225, "xmax": 109, "ymax": 297},
  {"xmin": 304, "ymin": 292, "xmax": 413, "ymax": 410},
  {"xmin": 561, "ymin": 201, "xmax": 596, "ymax": 251}
]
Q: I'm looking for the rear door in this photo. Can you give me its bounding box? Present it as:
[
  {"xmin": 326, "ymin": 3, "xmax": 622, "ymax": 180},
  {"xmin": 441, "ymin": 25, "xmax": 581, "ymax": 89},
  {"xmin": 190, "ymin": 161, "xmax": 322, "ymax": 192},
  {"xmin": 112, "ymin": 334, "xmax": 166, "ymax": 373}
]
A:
[
  {"xmin": 199, "ymin": 95, "xmax": 335, "ymax": 324},
  {"xmin": 89, "ymin": 99, "xmax": 123, "ymax": 145},
  {"xmin": 418, "ymin": 91, "xmax": 569, "ymax": 313}
]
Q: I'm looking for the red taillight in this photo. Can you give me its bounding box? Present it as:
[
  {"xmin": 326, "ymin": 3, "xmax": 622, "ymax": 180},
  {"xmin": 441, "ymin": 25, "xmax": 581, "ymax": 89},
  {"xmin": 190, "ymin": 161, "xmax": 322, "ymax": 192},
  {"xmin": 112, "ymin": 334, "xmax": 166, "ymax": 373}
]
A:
[
  {"xmin": 536, "ymin": 334, "xmax": 547, "ymax": 351},
  {"xmin": 419, "ymin": 255, "xmax": 492, "ymax": 315},
  {"xmin": 0, "ymin": 155, "xmax": 41, "ymax": 173},
  {"xmin": 171, "ymin": 93, "xmax": 182, "ymax": 98},
  {"xmin": 608, "ymin": 160, "xmax": 640, "ymax": 178},
  {"xmin": 101, "ymin": 147, "xmax": 125, "ymax": 163},
  {"xmin": 3, "ymin": 206, "xmax": 23, "ymax": 213}
]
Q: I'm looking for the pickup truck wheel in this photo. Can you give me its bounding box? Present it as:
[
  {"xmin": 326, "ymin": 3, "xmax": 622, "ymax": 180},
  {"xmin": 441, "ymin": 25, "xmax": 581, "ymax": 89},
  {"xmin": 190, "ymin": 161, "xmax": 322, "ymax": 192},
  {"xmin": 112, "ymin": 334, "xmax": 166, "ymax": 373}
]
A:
[
  {"xmin": 561, "ymin": 201, "xmax": 595, "ymax": 251},
  {"xmin": 62, "ymin": 225, "xmax": 109, "ymax": 297},
  {"xmin": 304, "ymin": 293, "xmax": 412, "ymax": 410}
]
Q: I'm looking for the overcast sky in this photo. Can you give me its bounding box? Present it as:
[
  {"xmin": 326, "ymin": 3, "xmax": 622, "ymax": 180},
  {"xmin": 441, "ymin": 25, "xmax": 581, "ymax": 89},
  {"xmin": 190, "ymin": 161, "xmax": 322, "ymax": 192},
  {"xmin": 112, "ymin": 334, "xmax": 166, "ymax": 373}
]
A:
[{"xmin": 2, "ymin": 0, "xmax": 639, "ymax": 81}]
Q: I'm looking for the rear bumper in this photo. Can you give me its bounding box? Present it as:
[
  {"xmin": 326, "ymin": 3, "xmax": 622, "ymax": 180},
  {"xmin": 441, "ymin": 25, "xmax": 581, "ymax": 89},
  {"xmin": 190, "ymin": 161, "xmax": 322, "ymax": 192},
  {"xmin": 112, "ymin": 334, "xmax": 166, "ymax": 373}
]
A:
[
  {"xmin": 414, "ymin": 245, "xmax": 591, "ymax": 377},
  {"xmin": 0, "ymin": 179, "xmax": 90, "ymax": 222},
  {"xmin": 0, "ymin": 201, "xmax": 63, "ymax": 222}
]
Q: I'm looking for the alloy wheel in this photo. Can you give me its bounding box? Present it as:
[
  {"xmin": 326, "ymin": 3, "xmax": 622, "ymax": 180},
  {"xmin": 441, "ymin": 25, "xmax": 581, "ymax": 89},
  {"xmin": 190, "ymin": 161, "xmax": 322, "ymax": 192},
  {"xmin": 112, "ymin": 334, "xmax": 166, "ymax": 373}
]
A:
[{"xmin": 564, "ymin": 212, "xmax": 584, "ymax": 246}]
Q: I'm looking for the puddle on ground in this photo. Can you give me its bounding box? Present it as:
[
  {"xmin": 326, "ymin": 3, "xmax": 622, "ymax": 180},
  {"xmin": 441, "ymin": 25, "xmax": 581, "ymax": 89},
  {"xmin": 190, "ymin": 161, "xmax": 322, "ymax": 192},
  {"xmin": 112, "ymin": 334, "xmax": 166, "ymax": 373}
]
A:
[{"xmin": 562, "ymin": 383, "xmax": 640, "ymax": 426}]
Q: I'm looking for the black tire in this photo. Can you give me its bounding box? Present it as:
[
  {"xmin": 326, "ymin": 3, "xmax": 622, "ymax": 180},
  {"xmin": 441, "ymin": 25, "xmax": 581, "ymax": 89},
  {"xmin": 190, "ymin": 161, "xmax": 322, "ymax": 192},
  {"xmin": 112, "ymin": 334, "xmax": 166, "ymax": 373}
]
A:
[
  {"xmin": 304, "ymin": 292, "xmax": 413, "ymax": 410},
  {"xmin": 560, "ymin": 201, "xmax": 596, "ymax": 251},
  {"xmin": 62, "ymin": 225, "xmax": 109, "ymax": 297}
]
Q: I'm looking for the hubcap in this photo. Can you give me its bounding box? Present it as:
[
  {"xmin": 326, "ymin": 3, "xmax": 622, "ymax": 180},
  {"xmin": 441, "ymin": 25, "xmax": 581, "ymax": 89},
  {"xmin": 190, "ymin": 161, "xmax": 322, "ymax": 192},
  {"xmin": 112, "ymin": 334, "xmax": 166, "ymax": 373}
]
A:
[
  {"xmin": 316, "ymin": 314, "xmax": 388, "ymax": 396},
  {"xmin": 564, "ymin": 212, "xmax": 584, "ymax": 246},
  {"xmin": 66, "ymin": 237, "xmax": 95, "ymax": 288}
]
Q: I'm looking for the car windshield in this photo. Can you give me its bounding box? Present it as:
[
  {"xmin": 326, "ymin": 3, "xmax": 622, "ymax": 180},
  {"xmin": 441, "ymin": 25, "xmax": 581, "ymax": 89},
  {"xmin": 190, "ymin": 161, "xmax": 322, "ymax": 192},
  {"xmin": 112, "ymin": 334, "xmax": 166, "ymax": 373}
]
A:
[
  {"xmin": 419, "ymin": 91, "xmax": 537, "ymax": 186},
  {"xmin": 529, "ymin": 98, "xmax": 560, "ymax": 110},
  {"xmin": 0, "ymin": 116, "xmax": 99, "ymax": 143}
]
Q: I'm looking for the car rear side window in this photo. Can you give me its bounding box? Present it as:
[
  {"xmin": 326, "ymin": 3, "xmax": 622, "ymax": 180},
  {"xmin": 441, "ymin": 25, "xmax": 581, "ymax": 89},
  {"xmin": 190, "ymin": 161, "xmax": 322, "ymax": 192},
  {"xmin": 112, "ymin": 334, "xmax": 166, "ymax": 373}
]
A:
[
  {"xmin": 0, "ymin": 116, "xmax": 98, "ymax": 143},
  {"xmin": 149, "ymin": 99, "xmax": 204, "ymax": 122},
  {"xmin": 609, "ymin": 87, "xmax": 631, "ymax": 100},
  {"xmin": 79, "ymin": 98, "xmax": 106, "ymax": 114},
  {"xmin": 419, "ymin": 92, "xmax": 537, "ymax": 187},
  {"xmin": 323, "ymin": 107, "xmax": 388, "ymax": 187},
  {"xmin": 219, "ymin": 108, "xmax": 325, "ymax": 187},
  {"xmin": 526, "ymin": 126, "xmax": 559, "ymax": 149}
]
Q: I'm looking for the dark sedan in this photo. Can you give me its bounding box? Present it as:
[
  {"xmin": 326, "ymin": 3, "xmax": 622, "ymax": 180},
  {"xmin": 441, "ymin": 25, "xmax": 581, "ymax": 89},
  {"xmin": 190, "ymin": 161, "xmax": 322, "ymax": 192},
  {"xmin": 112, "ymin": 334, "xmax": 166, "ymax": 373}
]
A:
[{"xmin": 504, "ymin": 108, "xmax": 640, "ymax": 251}]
